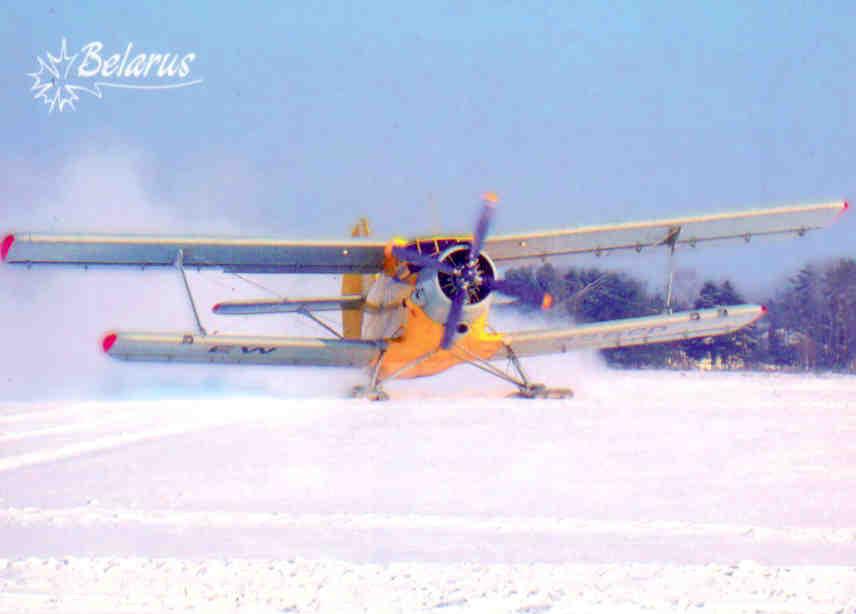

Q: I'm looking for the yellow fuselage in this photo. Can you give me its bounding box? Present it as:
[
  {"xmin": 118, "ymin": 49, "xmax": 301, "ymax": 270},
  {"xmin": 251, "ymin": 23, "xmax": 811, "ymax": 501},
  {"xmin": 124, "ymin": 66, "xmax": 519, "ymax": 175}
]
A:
[
  {"xmin": 343, "ymin": 235, "xmax": 506, "ymax": 380},
  {"xmin": 377, "ymin": 294, "xmax": 503, "ymax": 379}
]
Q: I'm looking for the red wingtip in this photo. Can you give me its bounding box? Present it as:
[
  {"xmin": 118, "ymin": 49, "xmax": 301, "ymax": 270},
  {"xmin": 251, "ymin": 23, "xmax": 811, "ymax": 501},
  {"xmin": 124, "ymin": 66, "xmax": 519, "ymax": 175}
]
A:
[
  {"xmin": 1, "ymin": 234, "xmax": 14, "ymax": 261},
  {"xmin": 844, "ymin": 200, "xmax": 850, "ymax": 212},
  {"xmin": 212, "ymin": 303, "xmax": 222, "ymax": 313},
  {"xmin": 101, "ymin": 333, "xmax": 118, "ymax": 353},
  {"xmin": 760, "ymin": 304, "xmax": 768, "ymax": 314}
]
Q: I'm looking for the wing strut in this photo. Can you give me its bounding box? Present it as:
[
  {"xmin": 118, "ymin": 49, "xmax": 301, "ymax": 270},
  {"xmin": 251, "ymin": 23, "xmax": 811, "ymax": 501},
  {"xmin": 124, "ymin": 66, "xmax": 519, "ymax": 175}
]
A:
[
  {"xmin": 351, "ymin": 349, "xmax": 439, "ymax": 400},
  {"xmin": 505, "ymin": 345, "xmax": 531, "ymax": 388},
  {"xmin": 176, "ymin": 249, "xmax": 207, "ymax": 336},
  {"xmin": 450, "ymin": 343, "xmax": 574, "ymax": 399},
  {"xmin": 351, "ymin": 348, "xmax": 389, "ymax": 400},
  {"xmin": 662, "ymin": 226, "xmax": 681, "ymax": 313},
  {"xmin": 452, "ymin": 344, "xmax": 527, "ymax": 388},
  {"xmin": 297, "ymin": 307, "xmax": 344, "ymax": 339}
]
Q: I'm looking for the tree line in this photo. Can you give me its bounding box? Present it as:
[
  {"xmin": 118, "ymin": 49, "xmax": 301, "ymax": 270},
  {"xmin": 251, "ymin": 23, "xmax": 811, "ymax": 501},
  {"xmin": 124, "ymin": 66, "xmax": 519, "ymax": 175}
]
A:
[{"xmin": 505, "ymin": 257, "xmax": 856, "ymax": 371}]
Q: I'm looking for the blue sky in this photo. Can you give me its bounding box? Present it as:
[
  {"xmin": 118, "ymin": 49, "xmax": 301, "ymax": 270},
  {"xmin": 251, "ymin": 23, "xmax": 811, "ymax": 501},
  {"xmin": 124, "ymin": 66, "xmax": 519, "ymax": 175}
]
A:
[{"xmin": 2, "ymin": 1, "xmax": 854, "ymax": 290}]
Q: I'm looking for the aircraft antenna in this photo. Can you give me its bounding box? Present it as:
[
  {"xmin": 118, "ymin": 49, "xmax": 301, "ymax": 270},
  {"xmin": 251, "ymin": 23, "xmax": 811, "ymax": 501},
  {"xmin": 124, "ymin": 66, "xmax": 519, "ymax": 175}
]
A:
[
  {"xmin": 230, "ymin": 272, "xmax": 285, "ymax": 299},
  {"xmin": 429, "ymin": 192, "xmax": 440, "ymax": 235}
]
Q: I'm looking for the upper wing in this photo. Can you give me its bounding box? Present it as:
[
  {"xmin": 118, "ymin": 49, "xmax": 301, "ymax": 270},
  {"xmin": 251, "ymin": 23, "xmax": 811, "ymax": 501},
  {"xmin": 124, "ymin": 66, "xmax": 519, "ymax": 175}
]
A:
[
  {"xmin": 4, "ymin": 201, "xmax": 846, "ymax": 270},
  {"xmin": 104, "ymin": 331, "xmax": 383, "ymax": 367},
  {"xmin": 495, "ymin": 305, "xmax": 765, "ymax": 358},
  {"xmin": 485, "ymin": 201, "xmax": 847, "ymax": 261},
  {"xmin": 1, "ymin": 233, "xmax": 388, "ymax": 274}
]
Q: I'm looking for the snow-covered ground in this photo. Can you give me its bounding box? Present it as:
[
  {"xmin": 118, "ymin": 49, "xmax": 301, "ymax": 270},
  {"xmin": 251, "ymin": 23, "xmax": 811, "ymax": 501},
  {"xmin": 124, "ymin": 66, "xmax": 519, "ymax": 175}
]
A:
[{"xmin": 1, "ymin": 368, "xmax": 855, "ymax": 612}]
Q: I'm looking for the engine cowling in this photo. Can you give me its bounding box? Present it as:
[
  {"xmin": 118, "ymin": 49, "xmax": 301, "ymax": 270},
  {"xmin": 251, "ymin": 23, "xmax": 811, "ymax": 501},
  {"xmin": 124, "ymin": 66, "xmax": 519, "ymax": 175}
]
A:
[{"xmin": 408, "ymin": 244, "xmax": 497, "ymax": 337}]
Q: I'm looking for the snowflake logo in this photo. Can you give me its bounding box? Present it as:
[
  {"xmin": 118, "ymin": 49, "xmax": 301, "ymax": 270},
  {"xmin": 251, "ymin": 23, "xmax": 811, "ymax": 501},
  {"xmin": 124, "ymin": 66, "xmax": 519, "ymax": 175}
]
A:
[
  {"xmin": 28, "ymin": 38, "xmax": 203, "ymax": 113},
  {"xmin": 27, "ymin": 38, "xmax": 93, "ymax": 113}
]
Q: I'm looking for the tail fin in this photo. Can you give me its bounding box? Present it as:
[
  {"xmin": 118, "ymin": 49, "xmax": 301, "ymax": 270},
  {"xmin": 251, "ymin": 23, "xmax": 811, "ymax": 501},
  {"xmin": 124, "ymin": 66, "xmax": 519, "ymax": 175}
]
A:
[{"xmin": 342, "ymin": 218, "xmax": 371, "ymax": 339}]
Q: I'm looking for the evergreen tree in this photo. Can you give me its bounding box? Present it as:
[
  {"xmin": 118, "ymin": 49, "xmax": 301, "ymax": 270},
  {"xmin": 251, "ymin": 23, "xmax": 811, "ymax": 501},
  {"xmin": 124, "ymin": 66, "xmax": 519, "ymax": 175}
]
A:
[
  {"xmin": 683, "ymin": 280, "xmax": 758, "ymax": 367},
  {"xmin": 821, "ymin": 259, "xmax": 856, "ymax": 369},
  {"xmin": 763, "ymin": 297, "xmax": 798, "ymax": 366},
  {"xmin": 771, "ymin": 265, "xmax": 825, "ymax": 368},
  {"xmin": 503, "ymin": 258, "xmax": 856, "ymax": 373}
]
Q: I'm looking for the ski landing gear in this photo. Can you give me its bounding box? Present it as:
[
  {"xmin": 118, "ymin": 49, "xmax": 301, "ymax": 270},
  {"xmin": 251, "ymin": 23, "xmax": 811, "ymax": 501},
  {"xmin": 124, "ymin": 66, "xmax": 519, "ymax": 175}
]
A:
[
  {"xmin": 350, "ymin": 350, "xmax": 391, "ymax": 401},
  {"xmin": 453, "ymin": 344, "xmax": 574, "ymax": 400},
  {"xmin": 350, "ymin": 385, "xmax": 390, "ymax": 401},
  {"xmin": 509, "ymin": 383, "xmax": 574, "ymax": 399},
  {"xmin": 348, "ymin": 348, "xmax": 437, "ymax": 402},
  {"xmin": 350, "ymin": 345, "xmax": 574, "ymax": 401}
]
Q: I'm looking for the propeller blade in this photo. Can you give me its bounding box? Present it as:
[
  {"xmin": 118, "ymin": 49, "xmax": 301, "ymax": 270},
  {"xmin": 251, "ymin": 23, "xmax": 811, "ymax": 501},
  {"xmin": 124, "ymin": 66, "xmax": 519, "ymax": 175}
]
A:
[
  {"xmin": 391, "ymin": 246, "xmax": 456, "ymax": 275},
  {"xmin": 469, "ymin": 192, "xmax": 498, "ymax": 261},
  {"xmin": 489, "ymin": 278, "xmax": 553, "ymax": 310},
  {"xmin": 441, "ymin": 288, "xmax": 466, "ymax": 349}
]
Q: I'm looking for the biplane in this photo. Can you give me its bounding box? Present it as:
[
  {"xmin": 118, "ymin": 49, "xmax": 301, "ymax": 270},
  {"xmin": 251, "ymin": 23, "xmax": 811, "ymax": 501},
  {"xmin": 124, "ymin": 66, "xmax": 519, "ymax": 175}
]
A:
[{"xmin": 2, "ymin": 195, "xmax": 847, "ymax": 399}]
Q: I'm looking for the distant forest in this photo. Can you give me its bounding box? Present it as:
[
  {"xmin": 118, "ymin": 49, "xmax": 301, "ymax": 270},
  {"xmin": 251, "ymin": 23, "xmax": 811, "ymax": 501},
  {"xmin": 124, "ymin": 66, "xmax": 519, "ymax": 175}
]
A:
[{"xmin": 505, "ymin": 258, "xmax": 856, "ymax": 372}]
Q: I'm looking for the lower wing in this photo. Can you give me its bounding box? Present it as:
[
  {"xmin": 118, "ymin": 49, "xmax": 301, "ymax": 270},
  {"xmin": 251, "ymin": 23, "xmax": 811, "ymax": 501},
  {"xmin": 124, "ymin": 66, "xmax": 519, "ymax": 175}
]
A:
[
  {"xmin": 100, "ymin": 306, "xmax": 762, "ymax": 367},
  {"xmin": 496, "ymin": 305, "xmax": 765, "ymax": 358},
  {"xmin": 102, "ymin": 332, "xmax": 383, "ymax": 367}
]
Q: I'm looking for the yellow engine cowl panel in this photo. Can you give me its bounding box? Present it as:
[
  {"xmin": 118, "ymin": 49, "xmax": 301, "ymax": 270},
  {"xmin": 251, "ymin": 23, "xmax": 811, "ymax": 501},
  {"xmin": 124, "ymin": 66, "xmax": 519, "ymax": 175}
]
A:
[{"xmin": 377, "ymin": 298, "xmax": 503, "ymax": 379}]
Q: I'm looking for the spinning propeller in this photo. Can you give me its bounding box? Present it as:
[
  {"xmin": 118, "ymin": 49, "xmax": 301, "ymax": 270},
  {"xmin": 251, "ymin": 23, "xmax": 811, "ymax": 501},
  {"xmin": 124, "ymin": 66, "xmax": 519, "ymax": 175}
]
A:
[{"xmin": 392, "ymin": 193, "xmax": 553, "ymax": 349}]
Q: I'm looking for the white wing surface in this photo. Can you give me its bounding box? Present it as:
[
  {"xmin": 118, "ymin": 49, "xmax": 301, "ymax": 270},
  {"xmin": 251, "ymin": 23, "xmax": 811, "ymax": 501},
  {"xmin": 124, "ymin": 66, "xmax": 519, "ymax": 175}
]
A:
[
  {"xmin": 103, "ymin": 331, "xmax": 383, "ymax": 367},
  {"xmin": 4, "ymin": 202, "xmax": 846, "ymax": 270},
  {"xmin": 2, "ymin": 233, "xmax": 387, "ymax": 274},
  {"xmin": 496, "ymin": 305, "xmax": 765, "ymax": 358},
  {"xmin": 485, "ymin": 201, "xmax": 847, "ymax": 261}
]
